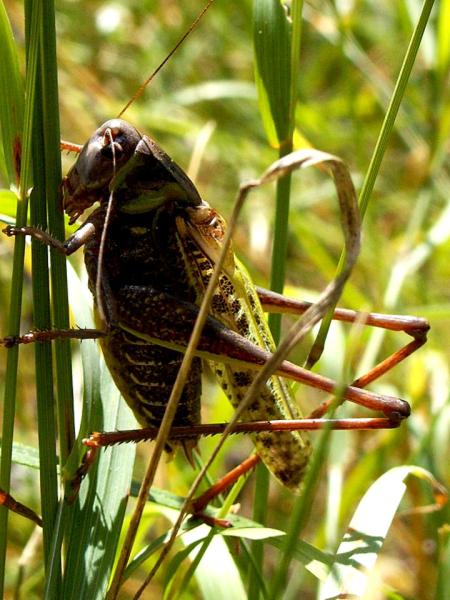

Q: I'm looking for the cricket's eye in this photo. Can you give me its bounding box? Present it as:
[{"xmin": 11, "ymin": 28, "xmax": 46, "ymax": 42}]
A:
[
  {"xmin": 100, "ymin": 141, "xmax": 124, "ymax": 160},
  {"xmin": 94, "ymin": 119, "xmax": 141, "ymax": 164},
  {"xmin": 100, "ymin": 127, "xmax": 125, "ymax": 159}
]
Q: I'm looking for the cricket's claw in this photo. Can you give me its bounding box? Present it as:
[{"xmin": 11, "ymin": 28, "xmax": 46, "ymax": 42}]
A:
[
  {"xmin": 380, "ymin": 397, "xmax": 410, "ymax": 419},
  {"xmin": 3, "ymin": 225, "xmax": 17, "ymax": 236},
  {"xmin": 1, "ymin": 331, "xmax": 54, "ymax": 347},
  {"xmin": 400, "ymin": 401, "xmax": 411, "ymax": 418},
  {"xmin": 1, "ymin": 335, "xmax": 18, "ymax": 348},
  {"xmin": 388, "ymin": 407, "xmax": 411, "ymax": 421}
]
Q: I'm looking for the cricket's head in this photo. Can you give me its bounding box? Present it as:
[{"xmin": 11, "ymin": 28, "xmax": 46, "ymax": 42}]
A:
[{"xmin": 62, "ymin": 119, "xmax": 142, "ymax": 224}]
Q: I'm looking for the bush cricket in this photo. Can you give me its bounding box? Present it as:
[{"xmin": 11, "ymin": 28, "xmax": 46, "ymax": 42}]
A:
[{"xmin": 1, "ymin": 118, "xmax": 428, "ymax": 511}]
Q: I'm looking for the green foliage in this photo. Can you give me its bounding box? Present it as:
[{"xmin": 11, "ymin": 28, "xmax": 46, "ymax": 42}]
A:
[
  {"xmin": 1, "ymin": 1, "xmax": 449, "ymax": 599},
  {"xmin": 0, "ymin": 0, "xmax": 23, "ymax": 185}
]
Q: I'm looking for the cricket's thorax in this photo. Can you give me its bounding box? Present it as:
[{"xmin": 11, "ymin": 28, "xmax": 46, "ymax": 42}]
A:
[{"xmin": 83, "ymin": 204, "xmax": 202, "ymax": 437}]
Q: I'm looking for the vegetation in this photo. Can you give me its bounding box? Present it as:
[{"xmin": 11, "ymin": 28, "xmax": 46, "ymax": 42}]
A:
[{"xmin": 0, "ymin": 1, "xmax": 448, "ymax": 598}]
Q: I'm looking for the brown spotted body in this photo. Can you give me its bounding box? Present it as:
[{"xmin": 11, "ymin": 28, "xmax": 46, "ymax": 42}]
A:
[
  {"xmin": 177, "ymin": 225, "xmax": 311, "ymax": 486},
  {"xmin": 83, "ymin": 205, "xmax": 202, "ymax": 442},
  {"xmin": 63, "ymin": 119, "xmax": 311, "ymax": 488}
]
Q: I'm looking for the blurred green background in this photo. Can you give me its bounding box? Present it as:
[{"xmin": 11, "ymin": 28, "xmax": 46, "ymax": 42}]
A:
[{"xmin": 1, "ymin": 1, "xmax": 449, "ymax": 598}]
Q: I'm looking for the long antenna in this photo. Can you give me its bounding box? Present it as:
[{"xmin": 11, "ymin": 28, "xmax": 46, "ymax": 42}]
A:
[
  {"xmin": 95, "ymin": 127, "xmax": 117, "ymax": 324},
  {"xmin": 117, "ymin": 0, "xmax": 215, "ymax": 118}
]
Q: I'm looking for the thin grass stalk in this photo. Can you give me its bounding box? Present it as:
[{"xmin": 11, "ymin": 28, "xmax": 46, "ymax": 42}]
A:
[
  {"xmin": 358, "ymin": 0, "xmax": 435, "ymax": 219},
  {"xmin": 306, "ymin": 0, "xmax": 436, "ymax": 368},
  {"xmin": 268, "ymin": 0, "xmax": 303, "ymax": 333},
  {"xmin": 24, "ymin": 1, "xmax": 61, "ymax": 585},
  {"xmin": 29, "ymin": 96, "xmax": 59, "ymax": 568},
  {"xmin": 268, "ymin": 409, "xmax": 337, "ymax": 599},
  {"xmin": 0, "ymin": 192, "xmax": 26, "ymax": 600},
  {"xmin": 250, "ymin": 173, "xmax": 293, "ymax": 599},
  {"xmin": 108, "ymin": 179, "xmax": 261, "ymax": 600},
  {"xmin": 0, "ymin": 1, "xmax": 23, "ymax": 185},
  {"xmin": 249, "ymin": 157, "xmax": 292, "ymax": 598},
  {"xmin": 32, "ymin": 4, "xmax": 71, "ymax": 593},
  {"xmin": 251, "ymin": 2, "xmax": 303, "ymax": 596},
  {"xmin": 41, "ymin": 0, "xmax": 74, "ymax": 464},
  {"xmin": 0, "ymin": 4, "xmax": 36, "ymax": 595},
  {"xmin": 174, "ymin": 468, "xmax": 250, "ymax": 595}
]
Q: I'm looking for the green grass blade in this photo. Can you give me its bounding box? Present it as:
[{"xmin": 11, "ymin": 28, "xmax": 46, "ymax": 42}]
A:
[
  {"xmin": 0, "ymin": 2, "xmax": 32, "ymax": 596},
  {"xmin": 319, "ymin": 467, "xmax": 445, "ymax": 598},
  {"xmin": 253, "ymin": 0, "xmax": 292, "ymax": 147},
  {"xmin": 32, "ymin": 8, "xmax": 75, "ymax": 590},
  {"xmin": 0, "ymin": 1, "xmax": 24, "ymax": 186},
  {"xmin": 268, "ymin": 411, "xmax": 336, "ymax": 598},
  {"xmin": 251, "ymin": 3, "xmax": 304, "ymax": 598},
  {"xmin": 24, "ymin": 0, "xmax": 61, "ymax": 587},
  {"xmin": 61, "ymin": 377, "xmax": 135, "ymax": 600},
  {"xmin": 60, "ymin": 263, "xmax": 136, "ymax": 600},
  {"xmin": 175, "ymin": 525, "xmax": 247, "ymax": 600},
  {"xmin": 41, "ymin": 0, "xmax": 75, "ymax": 465},
  {"xmin": 358, "ymin": 0, "xmax": 435, "ymax": 219}
]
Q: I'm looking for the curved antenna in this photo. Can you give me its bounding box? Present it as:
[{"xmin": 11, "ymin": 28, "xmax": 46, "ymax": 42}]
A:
[
  {"xmin": 117, "ymin": 0, "xmax": 215, "ymax": 118},
  {"xmin": 95, "ymin": 127, "xmax": 117, "ymax": 323}
]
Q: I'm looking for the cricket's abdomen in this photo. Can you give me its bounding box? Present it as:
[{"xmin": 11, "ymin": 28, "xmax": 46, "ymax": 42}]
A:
[
  {"xmin": 178, "ymin": 222, "xmax": 312, "ymax": 490},
  {"xmin": 84, "ymin": 206, "xmax": 202, "ymax": 441},
  {"xmin": 99, "ymin": 326, "xmax": 201, "ymax": 432}
]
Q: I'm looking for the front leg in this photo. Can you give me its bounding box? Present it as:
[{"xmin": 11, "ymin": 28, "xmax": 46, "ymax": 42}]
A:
[
  {"xmin": 1, "ymin": 223, "xmax": 104, "ymax": 347},
  {"xmin": 1, "ymin": 328, "xmax": 105, "ymax": 348},
  {"xmin": 3, "ymin": 222, "xmax": 96, "ymax": 256}
]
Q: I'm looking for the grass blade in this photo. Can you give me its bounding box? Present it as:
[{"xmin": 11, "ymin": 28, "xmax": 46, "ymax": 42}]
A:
[
  {"xmin": 0, "ymin": 2, "xmax": 32, "ymax": 596},
  {"xmin": 319, "ymin": 466, "xmax": 447, "ymax": 599},
  {"xmin": 0, "ymin": 0, "xmax": 24, "ymax": 186},
  {"xmin": 59, "ymin": 264, "xmax": 136, "ymax": 600},
  {"xmin": 306, "ymin": 0, "xmax": 436, "ymax": 368},
  {"xmin": 251, "ymin": 4, "xmax": 304, "ymax": 596}
]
